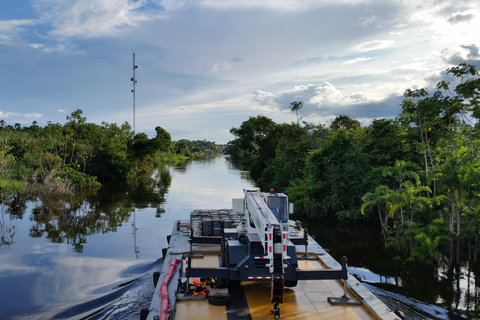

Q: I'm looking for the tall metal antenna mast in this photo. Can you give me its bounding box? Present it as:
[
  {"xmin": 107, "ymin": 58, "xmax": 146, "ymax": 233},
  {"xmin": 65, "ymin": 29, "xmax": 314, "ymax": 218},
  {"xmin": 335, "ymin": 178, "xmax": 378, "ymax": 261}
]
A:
[{"xmin": 131, "ymin": 53, "xmax": 138, "ymax": 133}]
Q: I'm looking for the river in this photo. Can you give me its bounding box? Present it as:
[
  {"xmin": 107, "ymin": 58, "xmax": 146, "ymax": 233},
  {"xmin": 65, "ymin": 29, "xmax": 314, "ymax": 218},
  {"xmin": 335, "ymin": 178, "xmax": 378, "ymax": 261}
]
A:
[{"xmin": 0, "ymin": 155, "xmax": 477, "ymax": 319}]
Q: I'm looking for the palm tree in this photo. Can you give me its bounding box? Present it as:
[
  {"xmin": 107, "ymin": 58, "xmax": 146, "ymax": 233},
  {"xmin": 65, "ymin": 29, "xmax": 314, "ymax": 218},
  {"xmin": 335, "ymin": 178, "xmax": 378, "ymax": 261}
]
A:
[
  {"xmin": 394, "ymin": 181, "xmax": 431, "ymax": 251},
  {"xmin": 361, "ymin": 185, "xmax": 394, "ymax": 247},
  {"xmin": 383, "ymin": 160, "xmax": 420, "ymax": 224},
  {"xmin": 429, "ymin": 146, "xmax": 480, "ymax": 264}
]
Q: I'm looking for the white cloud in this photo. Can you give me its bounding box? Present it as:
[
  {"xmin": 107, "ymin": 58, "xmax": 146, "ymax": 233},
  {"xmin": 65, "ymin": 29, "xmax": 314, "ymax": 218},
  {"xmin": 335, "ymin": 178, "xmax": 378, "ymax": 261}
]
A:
[
  {"xmin": 24, "ymin": 113, "xmax": 43, "ymax": 119},
  {"xmin": 35, "ymin": 0, "xmax": 148, "ymax": 39},
  {"xmin": 210, "ymin": 61, "xmax": 232, "ymax": 72},
  {"xmin": 350, "ymin": 39, "xmax": 394, "ymax": 52},
  {"xmin": 254, "ymin": 82, "xmax": 368, "ymax": 112},
  {"xmin": 40, "ymin": 43, "xmax": 67, "ymax": 53},
  {"xmin": 253, "ymin": 90, "xmax": 275, "ymax": 104},
  {"xmin": 0, "ymin": 19, "xmax": 37, "ymax": 43},
  {"xmin": 342, "ymin": 56, "xmax": 372, "ymax": 65},
  {"xmin": 440, "ymin": 45, "xmax": 480, "ymax": 65},
  {"xmin": 30, "ymin": 43, "xmax": 44, "ymax": 49},
  {"xmin": 162, "ymin": 0, "xmax": 361, "ymax": 11},
  {"xmin": 358, "ymin": 15, "xmax": 377, "ymax": 27},
  {"xmin": 0, "ymin": 111, "xmax": 20, "ymax": 118},
  {"xmin": 308, "ymin": 83, "xmax": 340, "ymax": 105}
]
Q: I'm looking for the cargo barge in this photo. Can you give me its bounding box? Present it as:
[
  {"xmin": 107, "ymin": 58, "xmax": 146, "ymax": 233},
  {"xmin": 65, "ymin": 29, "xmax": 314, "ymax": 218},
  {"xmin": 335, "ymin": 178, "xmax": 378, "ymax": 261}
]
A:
[{"xmin": 141, "ymin": 189, "xmax": 403, "ymax": 320}]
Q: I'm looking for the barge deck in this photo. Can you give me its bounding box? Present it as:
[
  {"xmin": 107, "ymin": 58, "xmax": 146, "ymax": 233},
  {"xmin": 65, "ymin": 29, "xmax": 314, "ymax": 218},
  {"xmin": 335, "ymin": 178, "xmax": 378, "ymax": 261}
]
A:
[{"xmin": 144, "ymin": 218, "xmax": 402, "ymax": 320}]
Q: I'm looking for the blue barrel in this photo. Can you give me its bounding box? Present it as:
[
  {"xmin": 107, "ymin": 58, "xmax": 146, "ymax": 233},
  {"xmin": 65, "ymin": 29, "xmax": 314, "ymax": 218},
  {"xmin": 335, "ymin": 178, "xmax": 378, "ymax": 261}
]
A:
[
  {"xmin": 212, "ymin": 218, "xmax": 222, "ymax": 229},
  {"xmin": 202, "ymin": 218, "xmax": 213, "ymax": 236},
  {"xmin": 213, "ymin": 227, "xmax": 223, "ymax": 236}
]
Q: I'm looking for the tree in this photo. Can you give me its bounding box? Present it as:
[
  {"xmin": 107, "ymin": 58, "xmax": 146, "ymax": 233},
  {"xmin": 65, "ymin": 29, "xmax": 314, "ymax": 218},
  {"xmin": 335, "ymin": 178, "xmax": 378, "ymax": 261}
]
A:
[
  {"xmin": 361, "ymin": 185, "xmax": 394, "ymax": 246},
  {"xmin": 153, "ymin": 126, "xmax": 172, "ymax": 153},
  {"xmin": 257, "ymin": 123, "xmax": 310, "ymax": 191},
  {"xmin": 390, "ymin": 181, "xmax": 431, "ymax": 251},
  {"xmin": 329, "ymin": 115, "xmax": 360, "ymax": 131},
  {"xmin": 290, "ymin": 101, "xmax": 303, "ymax": 125},
  {"xmin": 364, "ymin": 119, "xmax": 415, "ymax": 167},
  {"xmin": 383, "ymin": 160, "xmax": 420, "ymax": 224},
  {"xmin": 228, "ymin": 116, "xmax": 278, "ymax": 179},
  {"xmin": 302, "ymin": 129, "xmax": 369, "ymax": 219},
  {"xmin": 174, "ymin": 140, "xmax": 188, "ymax": 156},
  {"xmin": 428, "ymin": 146, "xmax": 480, "ymax": 264}
]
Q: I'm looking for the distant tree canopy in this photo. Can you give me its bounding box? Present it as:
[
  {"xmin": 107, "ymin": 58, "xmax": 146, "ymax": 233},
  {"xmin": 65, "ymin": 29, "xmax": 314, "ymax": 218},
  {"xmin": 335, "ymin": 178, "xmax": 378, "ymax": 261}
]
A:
[
  {"xmin": 226, "ymin": 63, "xmax": 480, "ymax": 267},
  {"xmin": 0, "ymin": 109, "xmax": 221, "ymax": 195}
]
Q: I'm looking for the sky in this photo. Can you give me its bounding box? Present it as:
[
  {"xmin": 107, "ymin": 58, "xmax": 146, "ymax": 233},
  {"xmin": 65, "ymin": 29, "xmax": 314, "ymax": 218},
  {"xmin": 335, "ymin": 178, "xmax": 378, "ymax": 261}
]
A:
[{"xmin": 0, "ymin": 0, "xmax": 479, "ymax": 144}]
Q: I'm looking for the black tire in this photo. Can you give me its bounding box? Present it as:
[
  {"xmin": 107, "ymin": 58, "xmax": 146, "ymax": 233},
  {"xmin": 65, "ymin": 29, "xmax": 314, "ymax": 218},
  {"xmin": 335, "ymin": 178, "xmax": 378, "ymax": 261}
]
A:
[
  {"xmin": 140, "ymin": 308, "xmax": 149, "ymax": 320},
  {"xmin": 153, "ymin": 271, "xmax": 160, "ymax": 287},
  {"xmin": 208, "ymin": 294, "xmax": 231, "ymax": 306},
  {"xmin": 284, "ymin": 280, "xmax": 298, "ymax": 287}
]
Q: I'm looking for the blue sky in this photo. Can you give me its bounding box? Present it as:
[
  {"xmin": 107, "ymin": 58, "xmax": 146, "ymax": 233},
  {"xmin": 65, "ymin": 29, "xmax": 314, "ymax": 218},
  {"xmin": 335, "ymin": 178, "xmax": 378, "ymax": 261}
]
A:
[{"xmin": 0, "ymin": 0, "xmax": 479, "ymax": 144}]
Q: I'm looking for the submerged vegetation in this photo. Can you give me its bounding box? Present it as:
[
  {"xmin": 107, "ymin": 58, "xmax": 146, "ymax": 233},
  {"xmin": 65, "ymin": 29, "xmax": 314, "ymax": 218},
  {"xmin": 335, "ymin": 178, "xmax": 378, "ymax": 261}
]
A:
[{"xmin": 226, "ymin": 63, "xmax": 480, "ymax": 271}]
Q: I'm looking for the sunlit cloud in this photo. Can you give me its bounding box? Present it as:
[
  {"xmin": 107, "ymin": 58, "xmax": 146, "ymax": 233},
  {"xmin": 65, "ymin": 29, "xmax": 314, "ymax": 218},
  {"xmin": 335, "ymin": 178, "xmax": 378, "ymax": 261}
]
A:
[
  {"xmin": 441, "ymin": 44, "xmax": 480, "ymax": 65},
  {"xmin": 342, "ymin": 57, "xmax": 372, "ymax": 65},
  {"xmin": 35, "ymin": 0, "xmax": 148, "ymax": 39},
  {"xmin": 350, "ymin": 39, "xmax": 395, "ymax": 52},
  {"xmin": 254, "ymin": 82, "xmax": 369, "ymax": 113}
]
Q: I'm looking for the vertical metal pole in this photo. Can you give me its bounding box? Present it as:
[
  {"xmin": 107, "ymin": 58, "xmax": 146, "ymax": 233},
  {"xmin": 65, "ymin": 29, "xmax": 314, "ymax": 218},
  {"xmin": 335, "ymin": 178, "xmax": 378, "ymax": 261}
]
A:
[{"xmin": 131, "ymin": 53, "xmax": 137, "ymax": 133}]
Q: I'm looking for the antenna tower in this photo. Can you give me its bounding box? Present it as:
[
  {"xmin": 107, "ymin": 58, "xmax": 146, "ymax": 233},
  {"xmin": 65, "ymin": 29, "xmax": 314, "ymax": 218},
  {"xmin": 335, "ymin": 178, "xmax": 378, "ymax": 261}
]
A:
[{"xmin": 131, "ymin": 53, "xmax": 138, "ymax": 133}]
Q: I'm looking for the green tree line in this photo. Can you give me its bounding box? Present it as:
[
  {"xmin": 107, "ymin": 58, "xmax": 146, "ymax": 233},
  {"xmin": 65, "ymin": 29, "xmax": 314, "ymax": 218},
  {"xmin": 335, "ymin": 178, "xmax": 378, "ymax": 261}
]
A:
[
  {"xmin": 0, "ymin": 109, "xmax": 220, "ymax": 201},
  {"xmin": 226, "ymin": 63, "xmax": 480, "ymax": 268}
]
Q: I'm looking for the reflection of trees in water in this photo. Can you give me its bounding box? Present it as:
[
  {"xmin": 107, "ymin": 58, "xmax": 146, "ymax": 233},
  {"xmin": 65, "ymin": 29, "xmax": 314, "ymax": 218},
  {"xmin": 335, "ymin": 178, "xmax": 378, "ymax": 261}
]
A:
[
  {"xmin": 27, "ymin": 166, "xmax": 172, "ymax": 252},
  {"xmin": 1, "ymin": 204, "xmax": 16, "ymax": 246},
  {"xmin": 0, "ymin": 193, "xmax": 27, "ymax": 246},
  {"xmin": 30, "ymin": 199, "xmax": 133, "ymax": 252},
  {"xmin": 438, "ymin": 264, "xmax": 480, "ymax": 317},
  {"xmin": 0, "ymin": 165, "xmax": 173, "ymax": 250},
  {"xmin": 171, "ymin": 159, "xmax": 191, "ymax": 173},
  {"xmin": 305, "ymin": 218, "xmax": 480, "ymax": 316},
  {"xmin": 126, "ymin": 166, "xmax": 171, "ymax": 217}
]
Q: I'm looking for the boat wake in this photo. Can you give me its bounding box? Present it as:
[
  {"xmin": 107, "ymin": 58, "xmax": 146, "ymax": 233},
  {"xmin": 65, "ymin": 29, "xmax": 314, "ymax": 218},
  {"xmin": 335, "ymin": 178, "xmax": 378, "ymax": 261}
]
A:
[{"xmin": 51, "ymin": 259, "xmax": 163, "ymax": 320}]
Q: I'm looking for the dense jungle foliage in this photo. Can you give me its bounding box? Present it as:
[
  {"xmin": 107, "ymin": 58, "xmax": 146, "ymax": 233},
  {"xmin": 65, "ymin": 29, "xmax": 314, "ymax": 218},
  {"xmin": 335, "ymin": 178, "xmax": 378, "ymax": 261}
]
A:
[
  {"xmin": 226, "ymin": 63, "xmax": 480, "ymax": 268},
  {"xmin": 0, "ymin": 109, "xmax": 221, "ymax": 203}
]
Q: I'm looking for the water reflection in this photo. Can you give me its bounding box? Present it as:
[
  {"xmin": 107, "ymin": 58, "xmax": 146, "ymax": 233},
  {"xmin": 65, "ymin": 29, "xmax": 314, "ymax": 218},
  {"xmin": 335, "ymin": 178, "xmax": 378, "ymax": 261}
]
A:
[
  {"xmin": 12, "ymin": 166, "xmax": 173, "ymax": 252},
  {"xmin": 305, "ymin": 219, "xmax": 480, "ymax": 318},
  {"xmin": 1, "ymin": 205, "xmax": 17, "ymax": 246},
  {"xmin": 0, "ymin": 155, "xmax": 252, "ymax": 319},
  {"xmin": 0, "ymin": 193, "xmax": 26, "ymax": 246}
]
